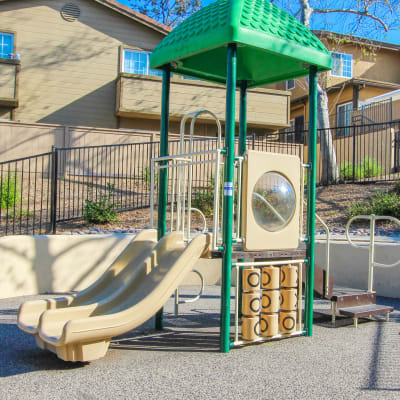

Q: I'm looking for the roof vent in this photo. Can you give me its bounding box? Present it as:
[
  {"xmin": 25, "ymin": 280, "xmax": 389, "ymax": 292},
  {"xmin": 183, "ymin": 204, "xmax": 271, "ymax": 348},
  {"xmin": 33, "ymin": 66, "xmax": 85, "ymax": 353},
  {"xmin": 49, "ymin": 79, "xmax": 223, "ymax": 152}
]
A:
[{"xmin": 61, "ymin": 3, "xmax": 81, "ymax": 22}]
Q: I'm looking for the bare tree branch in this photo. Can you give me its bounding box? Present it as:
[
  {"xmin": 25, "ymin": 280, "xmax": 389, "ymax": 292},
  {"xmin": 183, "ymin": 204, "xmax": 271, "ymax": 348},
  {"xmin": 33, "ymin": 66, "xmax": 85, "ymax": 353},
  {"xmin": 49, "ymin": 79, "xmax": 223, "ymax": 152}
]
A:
[{"xmin": 312, "ymin": 8, "xmax": 389, "ymax": 31}]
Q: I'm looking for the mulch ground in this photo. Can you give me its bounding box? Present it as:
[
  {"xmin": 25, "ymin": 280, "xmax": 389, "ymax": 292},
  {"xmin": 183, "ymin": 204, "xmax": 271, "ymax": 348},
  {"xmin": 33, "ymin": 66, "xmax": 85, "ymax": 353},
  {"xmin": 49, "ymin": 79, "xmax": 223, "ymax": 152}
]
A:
[{"xmin": 56, "ymin": 181, "xmax": 399, "ymax": 233}]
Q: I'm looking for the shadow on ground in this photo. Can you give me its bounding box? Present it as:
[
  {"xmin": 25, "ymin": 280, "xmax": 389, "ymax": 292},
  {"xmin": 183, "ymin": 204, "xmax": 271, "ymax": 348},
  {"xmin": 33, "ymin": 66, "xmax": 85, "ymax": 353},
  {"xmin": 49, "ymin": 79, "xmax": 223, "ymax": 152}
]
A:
[{"xmin": 0, "ymin": 323, "xmax": 87, "ymax": 378}]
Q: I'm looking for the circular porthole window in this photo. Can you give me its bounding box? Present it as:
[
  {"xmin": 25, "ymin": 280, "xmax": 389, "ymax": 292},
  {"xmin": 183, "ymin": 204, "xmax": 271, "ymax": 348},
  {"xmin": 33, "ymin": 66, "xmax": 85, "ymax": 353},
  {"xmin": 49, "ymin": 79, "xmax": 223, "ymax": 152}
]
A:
[
  {"xmin": 252, "ymin": 172, "xmax": 296, "ymax": 232},
  {"xmin": 61, "ymin": 3, "xmax": 81, "ymax": 22}
]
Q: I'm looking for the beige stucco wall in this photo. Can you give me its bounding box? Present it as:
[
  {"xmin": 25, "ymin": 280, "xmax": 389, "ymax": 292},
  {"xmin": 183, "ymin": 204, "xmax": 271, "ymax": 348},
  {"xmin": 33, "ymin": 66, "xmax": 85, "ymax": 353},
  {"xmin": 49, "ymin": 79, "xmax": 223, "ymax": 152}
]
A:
[
  {"xmin": 1, "ymin": 234, "xmax": 398, "ymax": 299},
  {"xmin": 0, "ymin": 62, "xmax": 17, "ymax": 99},
  {"xmin": 0, "ymin": 120, "xmax": 166, "ymax": 161},
  {"xmin": 315, "ymin": 240, "xmax": 400, "ymax": 299},
  {"xmin": 0, "ymin": 0, "xmax": 164, "ymax": 128},
  {"xmin": 0, "ymin": 234, "xmax": 221, "ymax": 299},
  {"xmin": 118, "ymin": 74, "xmax": 290, "ymax": 130}
]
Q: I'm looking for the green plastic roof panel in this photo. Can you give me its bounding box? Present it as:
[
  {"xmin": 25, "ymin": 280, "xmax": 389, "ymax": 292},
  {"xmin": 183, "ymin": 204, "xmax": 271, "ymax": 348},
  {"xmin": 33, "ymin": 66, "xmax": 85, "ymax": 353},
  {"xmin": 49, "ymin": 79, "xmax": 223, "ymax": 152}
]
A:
[{"xmin": 150, "ymin": 0, "xmax": 332, "ymax": 88}]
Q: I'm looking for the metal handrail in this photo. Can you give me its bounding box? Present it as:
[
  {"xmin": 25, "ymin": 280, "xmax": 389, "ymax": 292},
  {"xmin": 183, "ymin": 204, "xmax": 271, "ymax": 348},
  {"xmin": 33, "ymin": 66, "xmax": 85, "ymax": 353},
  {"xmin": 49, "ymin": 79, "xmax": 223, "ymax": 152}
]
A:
[
  {"xmin": 346, "ymin": 214, "xmax": 400, "ymax": 292},
  {"xmin": 303, "ymin": 197, "xmax": 331, "ymax": 297},
  {"xmin": 174, "ymin": 269, "xmax": 205, "ymax": 316}
]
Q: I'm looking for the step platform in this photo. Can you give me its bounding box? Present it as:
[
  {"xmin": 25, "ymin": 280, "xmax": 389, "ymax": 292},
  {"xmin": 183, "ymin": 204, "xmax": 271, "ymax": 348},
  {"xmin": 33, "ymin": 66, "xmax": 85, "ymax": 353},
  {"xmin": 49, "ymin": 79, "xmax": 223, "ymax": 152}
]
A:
[
  {"xmin": 330, "ymin": 287, "xmax": 394, "ymax": 327},
  {"xmin": 338, "ymin": 304, "xmax": 394, "ymax": 327}
]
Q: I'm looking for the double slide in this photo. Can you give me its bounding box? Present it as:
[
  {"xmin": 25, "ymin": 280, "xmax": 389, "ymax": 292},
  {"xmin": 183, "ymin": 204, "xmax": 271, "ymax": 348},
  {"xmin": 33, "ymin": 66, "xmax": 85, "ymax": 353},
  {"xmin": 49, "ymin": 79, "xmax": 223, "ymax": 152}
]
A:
[{"xmin": 18, "ymin": 229, "xmax": 209, "ymax": 361}]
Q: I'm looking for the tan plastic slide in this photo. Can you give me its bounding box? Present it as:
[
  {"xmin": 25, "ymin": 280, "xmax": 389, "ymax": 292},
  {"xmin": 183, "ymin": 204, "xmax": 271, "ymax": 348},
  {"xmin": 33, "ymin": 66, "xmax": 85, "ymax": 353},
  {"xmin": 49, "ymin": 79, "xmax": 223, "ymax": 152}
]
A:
[
  {"xmin": 18, "ymin": 229, "xmax": 158, "ymax": 337},
  {"xmin": 18, "ymin": 231, "xmax": 209, "ymax": 362}
]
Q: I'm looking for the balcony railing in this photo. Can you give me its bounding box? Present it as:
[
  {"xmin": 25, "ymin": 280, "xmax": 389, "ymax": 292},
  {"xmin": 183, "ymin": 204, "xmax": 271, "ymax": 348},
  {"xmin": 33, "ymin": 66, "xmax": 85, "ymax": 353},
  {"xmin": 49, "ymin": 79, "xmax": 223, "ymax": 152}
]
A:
[
  {"xmin": 0, "ymin": 58, "xmax": 19, "ymax": 108},
  {"xmin": 115, "ymin": 73, "xmax": 290, "ymax": 130}
]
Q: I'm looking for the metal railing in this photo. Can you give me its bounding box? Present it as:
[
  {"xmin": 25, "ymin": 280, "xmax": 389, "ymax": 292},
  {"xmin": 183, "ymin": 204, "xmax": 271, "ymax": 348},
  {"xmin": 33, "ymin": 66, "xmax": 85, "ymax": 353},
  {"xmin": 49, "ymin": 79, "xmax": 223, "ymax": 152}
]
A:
[
  {"xmin": 1, "ymin": 119, "xmax": 398, "ymax": 237},
  {"xmin": 346, "ymin": 214, "xmax": 400, "ymax": 293}
]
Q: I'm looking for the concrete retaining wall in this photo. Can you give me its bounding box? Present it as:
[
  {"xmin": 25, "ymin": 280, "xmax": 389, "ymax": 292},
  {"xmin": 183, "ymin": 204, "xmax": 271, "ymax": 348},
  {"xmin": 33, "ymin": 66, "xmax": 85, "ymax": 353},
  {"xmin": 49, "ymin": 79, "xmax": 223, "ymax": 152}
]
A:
[
  {"xmin": 0, "ymin": 234, "xmax": 221, "ymax": 299},
  {"xmin": 315, "ymin": 240, "xmax": 400, "ymax": 298},
  {"xmin": 0, "ymin": 234, "xmax": 398, "ymax": 299}
]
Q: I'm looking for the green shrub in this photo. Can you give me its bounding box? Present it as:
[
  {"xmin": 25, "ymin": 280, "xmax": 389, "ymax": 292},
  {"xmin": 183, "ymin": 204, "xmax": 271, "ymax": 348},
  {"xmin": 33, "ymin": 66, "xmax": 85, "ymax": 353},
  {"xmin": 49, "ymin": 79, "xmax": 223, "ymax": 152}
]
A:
[
  {"xmin": 0, "ymin": 173, "xmax": 20, "ymax": 209},
  {"xmin": 347, "ymin": 191, "xmax": 400, "ymax": 219},
  {"xmin": 84, "ymin": 183, "xmax": 119, "ymax": 224},
  {"xmin": 192, "ymin": 188, "xmax": 215, "ymax": 217},
  {"xmin": 393, "ymin": 180, "xmax": 400, "ymax": 194},
  {"xmin": 361, "ymin": 157, "xmax": 382, "ymax": 178},
  {"xmin": 339, "ymin": 161, "xmax": 364, "ymax": 181}
]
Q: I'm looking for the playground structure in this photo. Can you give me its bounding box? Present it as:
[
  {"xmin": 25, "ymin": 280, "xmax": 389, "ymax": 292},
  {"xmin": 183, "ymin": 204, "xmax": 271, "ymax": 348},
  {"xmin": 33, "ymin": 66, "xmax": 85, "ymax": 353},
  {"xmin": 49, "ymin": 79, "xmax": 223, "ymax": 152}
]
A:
[
  {"xmin": 17, "ymin": 0, "xmax": 332, "ymax": 360},
  {"xmin": 16, "ymin": 0, "xmax": 397, "ymax": 362}
]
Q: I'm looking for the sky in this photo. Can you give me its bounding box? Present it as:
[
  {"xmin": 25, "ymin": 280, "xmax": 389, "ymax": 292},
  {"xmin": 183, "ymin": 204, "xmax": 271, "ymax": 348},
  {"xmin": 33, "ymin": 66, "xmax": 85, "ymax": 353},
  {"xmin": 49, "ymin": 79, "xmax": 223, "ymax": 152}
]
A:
[{"xmin": 117, "ymin": 0, "xmax": 400, "ymax": 45}]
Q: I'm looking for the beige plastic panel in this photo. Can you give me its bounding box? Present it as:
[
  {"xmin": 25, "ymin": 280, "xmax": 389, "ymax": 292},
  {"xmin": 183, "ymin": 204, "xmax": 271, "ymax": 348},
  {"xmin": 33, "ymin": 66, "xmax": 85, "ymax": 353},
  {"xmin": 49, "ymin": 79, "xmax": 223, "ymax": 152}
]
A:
[
  {"xmin": 261, "ymin": 266, "xmax": 280, "ymax": 290},
  {"xmin": 260, "ymin": 313, "xmax": 279, "ymax": 337},
  {"xmin": 34, "ymin": 232, "xmax": 208, "ymax": 362},
  {"xmin": 241, "ymin": 316, "xmax": 260, "ymax": 341},
  {"xmin": 280, "ymin": 311, "xmax": 297, "ymax": 334},
  {"xmin": 242, "ymin": 292, "xmax": 261, "ymax": 316},
  {"xmin": 241, "ymin": 150, "xmax": 301, "ymax": 251},
  {"xmin": 242, "ymin": 268, "xmax": 261, "ymax": 292},
  {"xmin": 18, "ymin": 229, "xmax": 158, "ymax": 336},
  {"xmin": 261, "ymin": 290, "xmax": 280, "ymax": 313},
  {"xmin": 281, "ymin": 264, "xmax": 299, "ymax": 288}
]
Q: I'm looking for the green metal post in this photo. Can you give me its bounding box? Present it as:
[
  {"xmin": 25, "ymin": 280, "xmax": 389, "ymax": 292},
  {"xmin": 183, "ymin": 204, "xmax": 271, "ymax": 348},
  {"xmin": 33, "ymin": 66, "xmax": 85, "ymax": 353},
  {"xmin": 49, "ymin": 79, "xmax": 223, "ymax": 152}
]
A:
[
  {"xmin": 305, "ymin": 65, "xmax": 318, "ymax": 336},
  {"xmin": 156, "ymin": 67, "xmax": 171, "ymax": 330},
  {"xmin": 239, "ymin": 81, "xmax": 248, "ymax": 156},
  {"xmin": 220, "ymin": 43, "xmax": 237, "ymax": 353},
  {"xmin": 238, "ymin": 81, "xmax": 248, "ymax": 318}
]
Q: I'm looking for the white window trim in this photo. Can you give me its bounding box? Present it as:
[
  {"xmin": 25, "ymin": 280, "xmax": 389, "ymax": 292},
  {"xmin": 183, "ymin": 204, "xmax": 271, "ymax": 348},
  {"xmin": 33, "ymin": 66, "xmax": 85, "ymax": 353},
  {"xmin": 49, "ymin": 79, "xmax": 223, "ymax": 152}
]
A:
[
  {"xmin": 122, "ymin": 49, "xmax": 161, "ymax": 76},
  {"xmin": 286, "ymin": 79, "xmax": 295, "ymax": 90},
  {"xmin": 337, "ymin": 101, "xmax": 353, "ymax": 126},
  {"xmin": 330, "ymin": 51, "xmax": 353, "ymax": 79},
  {"xmin": 0, "ymin": 32, "xmax": 14, "ymax": 59}
]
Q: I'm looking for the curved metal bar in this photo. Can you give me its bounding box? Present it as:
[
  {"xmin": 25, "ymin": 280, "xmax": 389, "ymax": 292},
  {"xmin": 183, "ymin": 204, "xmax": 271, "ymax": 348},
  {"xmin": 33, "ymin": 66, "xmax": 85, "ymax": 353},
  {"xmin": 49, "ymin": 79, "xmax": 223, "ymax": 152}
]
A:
[
  {"xmin": 345, "ymin": 215, "xmax": 371, "ymax": 250},
  {"xmin": 174, "ymin": 269, "xmax": 205, "ymax": 316},
  {"xmin": 187, "ymin": 207, "xmax": 207, "ymax": 234},
  {"xmin": 179, "ymin": 269, "xmax": 205, "ymax": 304},
  {"xmin": 345, "ymin": 214, "xmax": 400, "ymax": 292}
]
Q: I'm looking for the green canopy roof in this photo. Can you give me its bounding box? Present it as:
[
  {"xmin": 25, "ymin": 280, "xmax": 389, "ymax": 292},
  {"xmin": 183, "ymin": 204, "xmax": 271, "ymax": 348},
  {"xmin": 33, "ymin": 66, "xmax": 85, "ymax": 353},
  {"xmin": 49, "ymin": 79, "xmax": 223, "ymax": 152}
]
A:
[{"xmin": 150, "ymin": 0, "xmax": 332, "ymax": 88}]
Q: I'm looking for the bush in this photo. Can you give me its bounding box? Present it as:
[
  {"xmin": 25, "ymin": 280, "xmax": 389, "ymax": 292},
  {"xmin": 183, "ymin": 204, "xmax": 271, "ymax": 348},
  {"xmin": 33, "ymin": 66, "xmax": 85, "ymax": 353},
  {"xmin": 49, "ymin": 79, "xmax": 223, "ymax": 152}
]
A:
[
  {"xmin": 361, "ymin": 157, "xmax": 382, "ymax": 178},
  {"xmin": 0, "ymin": 173, "xmax": 20, "ymax": 209},
  {"xmin": 393, "ymin": 180, "xmax": 400, "ymax": 195},
  {"xmin": 339, "ymin": 161, "xmax": 364, "ymax": 181},
  {"xmin": 192, "ymin": 188, "xmax": 215, "ymax": 217},
  {"xmin": 347, "ymin": 191, "xmax": 400, "ymax": 219},
  {"xmin": 84, "ymin": 183, "xmax": 119, "ymax": 224}
]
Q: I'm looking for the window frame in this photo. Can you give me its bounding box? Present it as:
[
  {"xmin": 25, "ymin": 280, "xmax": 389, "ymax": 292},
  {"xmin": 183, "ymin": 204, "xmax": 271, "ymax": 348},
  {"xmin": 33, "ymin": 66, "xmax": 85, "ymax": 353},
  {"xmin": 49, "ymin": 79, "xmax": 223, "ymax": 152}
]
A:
[
  {"xmin": 121, "ymin": 48, "xmax": 162, "ymax": 77},
  {"xmin": 336, "ymin": 101, "xmax": 353, "ymax": 136},
  {"xmin": 0, "ymin": 31, "xmax": 15, "ymax": 60},
  {"xmin": 286, "ymin": 79, "xmax": 295, "ymax": 90},
  {"xmin": 330, "ymin": 51, "xmax": 353, "ymax": 78}
]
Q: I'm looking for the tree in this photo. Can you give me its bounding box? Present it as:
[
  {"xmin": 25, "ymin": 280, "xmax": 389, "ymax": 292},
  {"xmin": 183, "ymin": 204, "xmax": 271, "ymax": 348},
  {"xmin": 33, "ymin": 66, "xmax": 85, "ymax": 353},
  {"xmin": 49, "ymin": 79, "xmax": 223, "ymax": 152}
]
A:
[
  {"xmin": 128, "ymin": 0, "xmax": 201, "ymax": 27},
  {"xmin": 272, "ymin": 0, "xmax": 400, "ymax": 184}
]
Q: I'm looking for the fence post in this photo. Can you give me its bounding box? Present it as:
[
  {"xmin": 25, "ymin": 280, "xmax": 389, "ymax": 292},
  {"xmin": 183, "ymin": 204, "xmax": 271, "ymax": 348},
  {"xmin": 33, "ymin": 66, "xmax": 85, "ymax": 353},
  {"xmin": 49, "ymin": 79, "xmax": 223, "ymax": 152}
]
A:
[
  {"xmin": 50, "ymin": 146, "xmax": 58, "ymax": 234},
  {"xmin": 352, "ymin": 125, "xmax": 356, "ymax": 182}
]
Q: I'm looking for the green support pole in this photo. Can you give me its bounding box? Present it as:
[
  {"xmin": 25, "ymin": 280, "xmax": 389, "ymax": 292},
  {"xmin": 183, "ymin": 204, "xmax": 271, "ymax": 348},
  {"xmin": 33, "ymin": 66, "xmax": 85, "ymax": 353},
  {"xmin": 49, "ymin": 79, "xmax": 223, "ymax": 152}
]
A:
[
  {"xmin": 238, "ymin": 81, "xmax": 248, "ymax": 318},
  {"xmin": 305, "ymin": 65, "xmax": 318, "ymax": 336},
  {"xmin": 220, "ymin": 43, "xmax": 237, "ymax": 353},
  {"xmin": 156, "ymin": 67, "xmax": 171, "ymax": 330},
  {"xmin": 239, "ymin": 81, "xmax": 248, "ymax": 156}
]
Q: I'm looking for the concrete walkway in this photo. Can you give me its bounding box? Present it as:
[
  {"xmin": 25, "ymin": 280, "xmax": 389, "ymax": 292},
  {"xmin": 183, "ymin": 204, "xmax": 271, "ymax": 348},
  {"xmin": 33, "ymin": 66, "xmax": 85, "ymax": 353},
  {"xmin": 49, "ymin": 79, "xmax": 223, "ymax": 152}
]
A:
[{"xmin": 1, "ymin": 287, "xmax": 399, "ymax": 400}]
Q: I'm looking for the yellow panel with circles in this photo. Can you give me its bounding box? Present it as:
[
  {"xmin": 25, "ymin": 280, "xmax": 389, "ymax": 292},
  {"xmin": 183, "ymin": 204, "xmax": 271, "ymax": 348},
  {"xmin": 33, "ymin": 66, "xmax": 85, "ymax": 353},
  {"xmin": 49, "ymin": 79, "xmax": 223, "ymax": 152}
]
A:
[{"xmin": 241, "ymin": 150, "xmax": 302, "ymax": 251}]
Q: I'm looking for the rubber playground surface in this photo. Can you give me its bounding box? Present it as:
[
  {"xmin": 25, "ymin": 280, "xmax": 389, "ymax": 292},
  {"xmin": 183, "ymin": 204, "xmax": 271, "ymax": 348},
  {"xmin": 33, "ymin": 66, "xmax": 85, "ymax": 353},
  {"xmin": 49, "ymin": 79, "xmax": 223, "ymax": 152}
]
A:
[{"xmin": 1, "ymin": 286, "xmax": 399, "ymax": 400}]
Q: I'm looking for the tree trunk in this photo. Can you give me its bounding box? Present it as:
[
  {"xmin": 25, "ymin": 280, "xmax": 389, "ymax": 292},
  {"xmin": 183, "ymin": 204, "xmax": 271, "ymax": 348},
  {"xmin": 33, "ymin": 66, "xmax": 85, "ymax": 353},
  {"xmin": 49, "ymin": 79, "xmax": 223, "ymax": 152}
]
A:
[
  {"xmin": 317, "ymin": 84, "xmax": 339, "ymax": 184},
  {"xmin": 300, "ymin": 0, "xmax": 339, "ymax": 185}
]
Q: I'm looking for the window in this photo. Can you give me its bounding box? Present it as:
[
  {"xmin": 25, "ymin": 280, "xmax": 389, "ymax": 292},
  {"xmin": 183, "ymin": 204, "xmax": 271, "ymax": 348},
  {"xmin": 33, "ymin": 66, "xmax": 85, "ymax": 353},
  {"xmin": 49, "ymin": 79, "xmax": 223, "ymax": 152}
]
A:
[
  {"xmin": 123, "ymin": 49, "xmax": 162, "ymax": 76},
  {"xmin": 337, "ymin": 102, "xmax": 353, "ymax": 136},
  {"xmin": 286, "ymin": 79, "xmax": 295, "ymax": 90},
  {"xmin": 331, "ymin": 52, "xmax": 353, "ymax": 78},
  {"xmin": 0, "ymin": 32, "xmax": 14, "ymax": 59}
]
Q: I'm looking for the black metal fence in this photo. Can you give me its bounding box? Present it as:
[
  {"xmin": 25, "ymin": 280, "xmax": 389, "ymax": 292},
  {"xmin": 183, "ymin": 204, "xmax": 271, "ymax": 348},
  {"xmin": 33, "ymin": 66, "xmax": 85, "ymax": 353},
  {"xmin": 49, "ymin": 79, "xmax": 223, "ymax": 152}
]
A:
[
  {"xmin": 0, "ymin": 122, "xmax": 399, "ymax": 236},
  {"xmin": 278, "ymin": 120, "xmax": 400, "ymax": 184}
]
